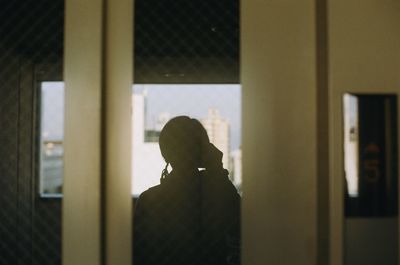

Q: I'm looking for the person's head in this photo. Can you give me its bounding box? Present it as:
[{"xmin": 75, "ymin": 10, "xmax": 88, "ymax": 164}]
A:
[{"xmin": 159, "ymin": 116, "xmax": 209, "ymax": 169}]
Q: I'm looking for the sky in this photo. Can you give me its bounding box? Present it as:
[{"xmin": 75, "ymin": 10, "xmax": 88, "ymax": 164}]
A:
[
  {"xmin": 134, "ymin": 84, "xmax": 242, "ymax": 149},
  {"xmin": 41, "ymin": 82, "xmax": 241, "ymax": 195},
  {"xmin": 41, "ymin": 82, "xmax": 65, "ymax": 140},
  {"xmin": 42, "ymin": 82, "xmax": 242, "ymax": 150}
]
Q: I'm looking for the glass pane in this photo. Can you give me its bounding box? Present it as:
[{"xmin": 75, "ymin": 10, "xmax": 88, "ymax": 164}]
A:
[
  {"xmin": 0, "ymin": 1, "xmax": 64, "ymax": 264},
  {"xmin": 132, "ymin": 86, "xmax": 241, "ymax": 264},
  {"xmin": 132, "ymin": 84, "xmax": 242, "ymax": 196},
  {"xmin": 343, "ymin": 93, "xmax": 398, "ymax": 265},
  {"xmin": 40, "ymin": 82, "xmax": 65, "ymax": 197},
  {"xmin": 343, "ymin": 94, "xmax": 398, "ymax": 217},
  {"xmin": 134, "ymin": 0, "xmax": 239, "ymax": 84},
  {"xmin": 132, "ymin": 0, "xmax": 241, "ymax": 264}
]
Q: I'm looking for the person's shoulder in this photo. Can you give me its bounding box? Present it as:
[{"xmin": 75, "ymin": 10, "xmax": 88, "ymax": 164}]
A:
[
  {"xmin": 137, "ymin": 184, "xmax": 164, "ymax": 203},
  {"xmin": 201, "ymin": 169, "xmax": 231, "ymax": 186},
  {"xmin": 201, "ymin": 169, "xmax": 241, "ymax": 197}
]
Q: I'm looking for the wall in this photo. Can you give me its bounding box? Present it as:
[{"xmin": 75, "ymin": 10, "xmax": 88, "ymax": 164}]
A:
[
  {"xmin": 0, "ymin": 1, "xmax": 64, "ymax": 264},
  {"xmin": 345, "ymin": 218, "xmax": 398, "ymax": 265},
  {"xmin": 241, "ymin": 1, "xmax": 318, "ymax": 264},
  {"xmin": 329, "ymin": 0, "xmax": 400, "ymax": 264},
  {"xmin": 0, "ymin": 56, "xmax": 63, "ymax": 265}
]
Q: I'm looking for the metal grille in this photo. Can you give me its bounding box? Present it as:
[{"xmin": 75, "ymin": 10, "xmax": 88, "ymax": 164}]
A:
[
  {"xmin": 0, "ymin": 0, "xmax": 240, "ymax": 264},
  {"xmin": 0, "ymin": 1, "xmax": 64, "ymax": 264},
  {"xmin": 134, "ymin": 0, "xmax": 239, "ymax": 83},
  {"xmin": 133, "ymin": 0, "xmax": 241, "ymax": 264},
  {"xmin": 0, "ymin": 56, "xmax": 19, "ymax": 265}
]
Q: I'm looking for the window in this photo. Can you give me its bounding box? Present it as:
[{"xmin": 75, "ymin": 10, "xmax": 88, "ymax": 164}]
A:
[
  {"xmin": 39, "ymin": 82, "xmax": 65, "ymax": 197},
  {"xmin": 38, "ymin": 83, "xmax": 242, "ymax": 197},
  {"xmin": 132, "ymin": 84, "xmax": 242, "ymax": 196}
]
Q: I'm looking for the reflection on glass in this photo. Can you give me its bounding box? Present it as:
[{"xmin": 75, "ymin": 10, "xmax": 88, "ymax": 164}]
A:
[
  {"xmin": 131, "ymin": 84, "xmax": 242, "ymax": 196},
  {"xmin": 40, "ymin": 82, "xmax": 65, "ymax": 197},
  {"xmin": 343, "ymin": 93, "xmax": 398, "ymax": 217},
  {"xmin": 343, "ymin": 94, "xmax": 359, "ymax": 197},
  {"xmin": 39, "ymin": 83, "xmax": 242, "ymax": 197}
]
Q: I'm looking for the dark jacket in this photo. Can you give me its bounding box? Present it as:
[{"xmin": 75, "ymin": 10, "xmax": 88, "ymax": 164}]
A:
[{"xmin": 133, "ymin": 168, "xmax": 241, "ymax": 265}]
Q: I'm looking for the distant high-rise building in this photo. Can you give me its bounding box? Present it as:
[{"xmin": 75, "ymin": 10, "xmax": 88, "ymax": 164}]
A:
[
  {"xmin": 201, "ymin": 108, "xmax": 230, "ymax": 169},
  {"xmin": 230, "ymin": 148, "xmax": 242, "ymax": 190},
  {"xmin": 132, "ymin": 94, "xmax": 237, "ymax": 195}
]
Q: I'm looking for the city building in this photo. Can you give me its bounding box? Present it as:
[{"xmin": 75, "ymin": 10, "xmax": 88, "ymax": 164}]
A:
[
  {"xmin": 132, "ymin": 92, "xmax": 241, "ymax": 195},
  {"xmin": 131, "ymin": 92, "xmax": 166, "ymax": 196},
  {"xmin": 40, "ymin": 140, "xmax": 64, "ymax": 195},
  {"xmin": 230, "ymin": 148, "xmax": 242, "ymax": 190},
  {"xmin": 201, "ymin": 108, "xmax": 230, "ymax": 169}
]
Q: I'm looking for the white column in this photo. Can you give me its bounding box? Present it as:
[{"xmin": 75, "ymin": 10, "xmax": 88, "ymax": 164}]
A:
[
  {"xmin": 241, "ymin": 1, "xmax": 318, "ymax": 264},
  {"xmin": 63, "ymin": 0, "xmax": 133, "ymax": 264},
  {"xmin": 329, "ymin": 1, "xmax": 400, "ymax": 264},
  {"xmin": 63, "ymin": 0, "xmax": 103, "ymax": 264},
  {"xmin": 103, "ymin": 0, "xmax": 133, "ymax": 263}
]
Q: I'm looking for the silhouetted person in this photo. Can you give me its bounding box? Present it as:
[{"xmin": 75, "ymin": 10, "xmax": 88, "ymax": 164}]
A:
[{"xmin": 133, "ymin": 116, "xmax": 241, "ymax": 265}]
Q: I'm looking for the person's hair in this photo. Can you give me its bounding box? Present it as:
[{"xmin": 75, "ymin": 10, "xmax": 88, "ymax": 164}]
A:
[{"xmin": 159, "ymin": 116, "xmax": 209, "ymax": 167}]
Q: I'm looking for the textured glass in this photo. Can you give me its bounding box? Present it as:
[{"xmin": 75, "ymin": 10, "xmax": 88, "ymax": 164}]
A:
[
  {"xmin": 39, "ymin": 82, "xmax": 64, "ymax": 197},
  {"xmin": 132, "ymin": 84, "xmax": 242, "ymax": 196},
  {"xmin": 132, "ymin": 0, "xmax": 241, "ymax": 264},
  {"xmin": 134, "ymin": 0, "xmax": 239, "ymax": 84},
  {"xmin": 344, "ymin": 94, "xmax": 398, "ymax": 217},
  {"xmin": 0, "ymin": 1, "xmax": 64, "ymax": 264}
]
